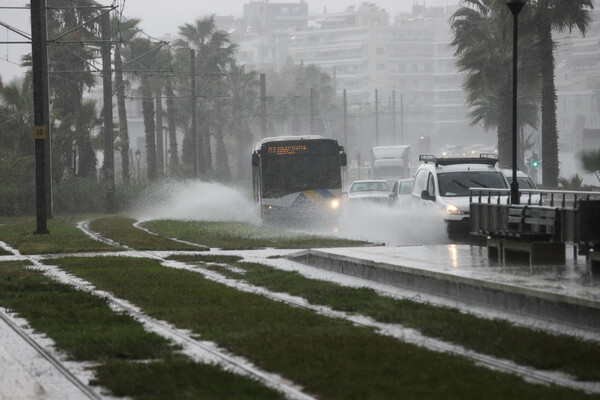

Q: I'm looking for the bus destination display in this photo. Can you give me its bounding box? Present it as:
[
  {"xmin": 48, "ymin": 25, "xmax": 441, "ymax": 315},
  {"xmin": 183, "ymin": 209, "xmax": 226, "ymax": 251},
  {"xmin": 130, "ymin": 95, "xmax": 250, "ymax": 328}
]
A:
[{"xmin": 267, "ymin": 144, "xmax": 308, "ymax": 155}]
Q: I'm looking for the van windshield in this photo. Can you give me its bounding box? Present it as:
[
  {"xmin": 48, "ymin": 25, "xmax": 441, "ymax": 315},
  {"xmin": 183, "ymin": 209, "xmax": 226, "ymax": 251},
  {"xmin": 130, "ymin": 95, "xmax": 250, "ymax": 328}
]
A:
[{"xmin": 438, "ymin": 171, "xmax": 507, "ymax": 197}]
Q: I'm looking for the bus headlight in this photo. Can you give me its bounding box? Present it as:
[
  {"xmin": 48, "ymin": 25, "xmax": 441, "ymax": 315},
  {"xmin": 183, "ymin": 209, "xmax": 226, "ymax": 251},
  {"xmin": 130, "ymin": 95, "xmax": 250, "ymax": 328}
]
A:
[
  {"xmin": 446, "ymin": 204, "xmax": 461, "ymax": 214},
  {"xmin": 330, "ymin": 199, "xmax": 340, "ymax": 209}
]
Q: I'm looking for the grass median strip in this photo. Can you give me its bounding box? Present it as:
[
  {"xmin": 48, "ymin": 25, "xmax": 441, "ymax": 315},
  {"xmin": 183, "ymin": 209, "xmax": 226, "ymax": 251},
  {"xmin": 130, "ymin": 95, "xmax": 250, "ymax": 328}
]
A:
[
  {"xmin": 143, "ymin": 219, "xmax": 370, "ymax": 249},
  {"xmin": 197, "ymin": 259, "xmax": 600, "ymax": 382},
  {"xmin": 89, "ymin": 216, "xmax": 209, "ymax": 251},
  {"xmin": 52, "ymin": 255, "xmax": 598, "ymax": 399},
  {"xmin": 0, "ymin": 260, "xmax": 285, "ymax": 400},
  {"xmin": 0, "ymin": 215, "xmax": 118, "ymax": 254}
]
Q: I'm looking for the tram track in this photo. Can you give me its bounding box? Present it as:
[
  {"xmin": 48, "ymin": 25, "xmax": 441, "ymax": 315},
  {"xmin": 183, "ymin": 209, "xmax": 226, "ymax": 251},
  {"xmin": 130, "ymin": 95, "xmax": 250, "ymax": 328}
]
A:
[
  {"xmin": 83, "ymin": 219, "xmax": 600, "ymax": 395},
  {"xmin": 1, "ymin": 219, "xmax": 598, "ymax": 397},
  {"xmin": 0, "ymin": 306, "xmax": 103, "ymax": 400}
]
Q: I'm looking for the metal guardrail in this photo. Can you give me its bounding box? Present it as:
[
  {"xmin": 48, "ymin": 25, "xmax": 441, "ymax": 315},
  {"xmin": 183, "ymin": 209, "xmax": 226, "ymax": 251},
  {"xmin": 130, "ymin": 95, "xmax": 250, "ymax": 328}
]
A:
[
  {"xmin": 469, "ymin": 187, "xmax": 600, "ymax": 208},
  {"xmin": 469, "ymin": 188, "xmax": 600, "ymax": 256}
]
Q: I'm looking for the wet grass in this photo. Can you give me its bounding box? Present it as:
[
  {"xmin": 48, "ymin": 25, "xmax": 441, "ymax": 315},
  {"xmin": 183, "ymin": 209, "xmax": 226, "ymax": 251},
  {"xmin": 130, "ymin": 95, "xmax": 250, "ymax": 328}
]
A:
[
  {"xmin": 143, "ymin": 219, "xmax": 370, "ymax": 250},
  {"xmin": 0, "ymin": 260, "xmax": 284, "ymax": 400},
  {"xmin": 0, "ymin": 215, "xmax": 118, "ymax": 254},
  {"xmin": 206, "ymin": 260, "xmax": 600, "ymax": 382},
  {"xmin": 51, "ymin": 255, "xmax": 599, "ymax": 400},
  {"xmin": 94, "ymin": 357, "xmax": 285, "ymax": 400},
  {"xmin": 0, "ymin": 261, "xmax": 174, "ymax": 361},
  {"xmin": 89, "ymin": 216, "xmax": 209, "ymax": 251}
]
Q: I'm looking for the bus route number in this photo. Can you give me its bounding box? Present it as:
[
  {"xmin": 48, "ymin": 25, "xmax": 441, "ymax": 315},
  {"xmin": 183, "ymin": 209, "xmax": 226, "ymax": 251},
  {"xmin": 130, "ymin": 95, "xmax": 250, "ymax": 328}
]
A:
[{"xmin": 267, "ymin": 145, "xmax": 307, "ymax": 155}]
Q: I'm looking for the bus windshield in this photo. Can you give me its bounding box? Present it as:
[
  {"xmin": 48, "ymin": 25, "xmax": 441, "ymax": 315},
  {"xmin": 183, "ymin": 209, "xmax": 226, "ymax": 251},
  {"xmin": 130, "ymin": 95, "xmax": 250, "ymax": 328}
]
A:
[{"xmin": 262, "ymin": 152, "xmax": 341, "ymax": 197}]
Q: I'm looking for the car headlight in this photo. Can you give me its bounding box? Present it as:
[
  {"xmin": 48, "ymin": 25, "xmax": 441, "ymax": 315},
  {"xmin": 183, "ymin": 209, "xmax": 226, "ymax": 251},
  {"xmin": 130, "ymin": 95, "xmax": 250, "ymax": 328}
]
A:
[
  {"xmin": 330, "ymin": 199, "xmax": 340, "ymax": 209},
  {"xmin": 446, "ymin": 204, "xmax": 461, "ymax": 214}
]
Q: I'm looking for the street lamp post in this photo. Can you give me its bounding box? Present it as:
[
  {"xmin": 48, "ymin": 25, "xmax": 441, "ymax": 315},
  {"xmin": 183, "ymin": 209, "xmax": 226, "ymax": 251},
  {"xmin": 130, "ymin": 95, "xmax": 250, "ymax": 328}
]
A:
[
  {"xmin": 507, "ymin": 0, "xmax": 527, "ymax": 205},
  {"xmin": 135, "ymin": 149, "xmax": 141, "ymax": 182}
]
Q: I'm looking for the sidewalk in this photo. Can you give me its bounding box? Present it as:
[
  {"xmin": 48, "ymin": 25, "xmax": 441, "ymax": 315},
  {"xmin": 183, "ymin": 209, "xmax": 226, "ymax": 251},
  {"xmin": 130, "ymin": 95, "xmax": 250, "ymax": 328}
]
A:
[{"xmin": 288, "ymin": 244, "xmax": 600, "ymax": 332}]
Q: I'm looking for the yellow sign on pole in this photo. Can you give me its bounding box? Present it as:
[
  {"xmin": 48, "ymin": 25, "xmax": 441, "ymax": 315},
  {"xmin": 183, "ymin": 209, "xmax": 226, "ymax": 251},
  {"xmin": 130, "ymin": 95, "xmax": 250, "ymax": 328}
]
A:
[{"xmin": 33, "ymin": 126, "xmax": 46, "ymax": 139}]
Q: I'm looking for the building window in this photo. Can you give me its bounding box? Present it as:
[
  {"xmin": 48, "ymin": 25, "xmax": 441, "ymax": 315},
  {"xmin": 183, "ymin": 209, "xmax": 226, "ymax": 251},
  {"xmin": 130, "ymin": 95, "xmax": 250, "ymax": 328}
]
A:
[
  {"xmin": 376, "ymin": 47, "xmax": 385, "ymax": 54},
  {"xmin": 377, "ymin": 63, "xmax": 385, "ymax": 70}
]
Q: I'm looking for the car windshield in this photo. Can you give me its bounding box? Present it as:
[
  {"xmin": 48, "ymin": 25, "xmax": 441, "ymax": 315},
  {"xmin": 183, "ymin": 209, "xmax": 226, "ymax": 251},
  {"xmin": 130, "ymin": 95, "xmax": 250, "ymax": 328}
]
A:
[
  {"xmin": 506, "ymin": 176, "xmax": 536, "ymax": 189},
  {"xmin": 350, "ymin": 181, "xmax": 390, "ymax": 193},
  {"xmin": 438, "ymin": 171, "xmax": 507, "ymax": 197}
]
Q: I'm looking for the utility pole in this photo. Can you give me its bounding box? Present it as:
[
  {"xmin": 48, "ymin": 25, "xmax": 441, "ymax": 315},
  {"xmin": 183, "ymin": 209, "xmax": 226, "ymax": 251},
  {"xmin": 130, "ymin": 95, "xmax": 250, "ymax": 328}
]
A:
[
  {"xmin": 392, "ymin": 90, "xmax": 396, "ymax": 145},
  {"xmin": 400, "ymin": 93, "xmax": 404, "ymax": 144},
  {"xmin": 343, "ymin": 89, "xmax": 348, "ymax": 149},
  {"xmin": 310, "ymin": 87, "xmax": 315, "ymax": 136},
  {"xmin": 31, "ymin": 0, "xmax": 49, "ymax": 234},
  {"xmin": 260, "ymin": 73, "xmax": 267, "ymax": 139},
  {"xmin": 155, "ymin": 88, "xmax": 164, "ymax": 176},
  {"xmin": 101, "ymin": 12, "xmax": 115, "ymax": 213},
  {"xmin": 333, "ymin": 66, "xmax": 337, "ymax": 94},
  {"xmin": 375, "ymin": 89, "xmax": 379, "ymax": 146},
  {"xmin": 190, "ymin": 49, "xmax": 198, "ymax": 177}
]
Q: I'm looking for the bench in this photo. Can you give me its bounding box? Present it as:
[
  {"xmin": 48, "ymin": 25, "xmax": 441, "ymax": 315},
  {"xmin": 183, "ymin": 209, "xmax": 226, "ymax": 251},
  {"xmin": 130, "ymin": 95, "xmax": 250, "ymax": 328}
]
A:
[{"xmin": 485, "ymin": 206, "xmax": 565, "ymax": 266}]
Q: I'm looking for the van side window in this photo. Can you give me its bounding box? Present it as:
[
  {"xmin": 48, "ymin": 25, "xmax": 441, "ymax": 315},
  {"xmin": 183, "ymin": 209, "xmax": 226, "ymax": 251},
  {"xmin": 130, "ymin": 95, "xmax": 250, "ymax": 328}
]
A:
[{"xmin": 427, "ymin": 173, "xmax": 436, "ymax": 197}]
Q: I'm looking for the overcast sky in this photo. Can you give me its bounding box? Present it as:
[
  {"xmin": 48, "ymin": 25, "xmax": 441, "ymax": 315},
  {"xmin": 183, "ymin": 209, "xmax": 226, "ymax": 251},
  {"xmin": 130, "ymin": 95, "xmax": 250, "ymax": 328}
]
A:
[{"xmin": 0, "ymin": 0, "xmax": 458, "ymax": 81}]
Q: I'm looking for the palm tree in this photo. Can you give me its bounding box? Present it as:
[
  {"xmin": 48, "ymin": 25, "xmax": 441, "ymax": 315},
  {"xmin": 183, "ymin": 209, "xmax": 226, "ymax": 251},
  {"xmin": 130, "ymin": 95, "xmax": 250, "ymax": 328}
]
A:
[
  {"xmin": 165, "ymin": 75, "xmax": 179, "ymax": 168},
  {"xmin": 0, "ymin": 77, "xmax": 34, "ymax": 157},
  {"xmin": 227, "ymin": 63, "xmax": 258, "ymax": 182},
  {"xmin": 558, "ymin": 173, "xmax": 584, "ymax": 189},
  {"xmin": 175, "ymin": 16, "xmax": 237, "ymax": 176},
  {"xmin": 43, "ymin": 0, "xmax": 99, "ymax": 180},
  {"xmin": 530, "ymin": 0, "xmax": 593, "ymax": 188},
  {"xmin": 579, "ymin": 148, "xmax": 600, "ymax": 183},
  {"xmin": 450, "ymin": 0, "xmax": 539, "ymax": 167},
  {"xmin": 111, "ymin": 16, "xmax": 141, "ymax": 183},
  {"xmin": 127, "ymin": 37, "xmax": 161, "ymax": 181}
]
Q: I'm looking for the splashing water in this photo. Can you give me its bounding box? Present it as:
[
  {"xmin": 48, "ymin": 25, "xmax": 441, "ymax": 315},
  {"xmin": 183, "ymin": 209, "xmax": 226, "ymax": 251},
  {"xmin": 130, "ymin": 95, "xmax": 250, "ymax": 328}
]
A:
[
  {"xmin": 132, "ymin": 180, "xmax": 449, "ymax": 246},
  {"xmin": 132, "ymin": 180, "xmax": 261, "ymax": 224}
]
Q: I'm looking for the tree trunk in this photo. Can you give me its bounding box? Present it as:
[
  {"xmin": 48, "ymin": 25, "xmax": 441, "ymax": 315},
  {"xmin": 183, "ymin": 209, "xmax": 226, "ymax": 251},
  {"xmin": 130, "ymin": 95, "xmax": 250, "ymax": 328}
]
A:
[
  {"xmin": 215, "ymin": 127, "xmax": 231, "ymax": 182},
  {"xmin": 141, "ymin": 85, "xmax": 157, "ymax": 181},
  {"xmin": 538, "ymin": 20, "xmax": 559, "ymax": 187},
  {"xmin": 165, "ymin": 77, "xmax": 178, "ymax": 168},
  {"xmin": 155, "ymin": 88, "xmax": 164, "ymax": 177},
  {"xmin": 114, "ymin": 45, "xmax": 130, "ymax": 183},
  {"xmin": 497, "ymin": 83, "xmax": 512, "ymax": 168}
]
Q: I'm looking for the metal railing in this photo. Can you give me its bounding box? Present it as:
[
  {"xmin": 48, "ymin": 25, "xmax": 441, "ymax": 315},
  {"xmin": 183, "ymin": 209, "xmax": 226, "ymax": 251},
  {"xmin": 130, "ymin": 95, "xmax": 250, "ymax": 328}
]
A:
[{"xmin": 469, "ymin": 188, "xmax": 600, "ymax": 255}]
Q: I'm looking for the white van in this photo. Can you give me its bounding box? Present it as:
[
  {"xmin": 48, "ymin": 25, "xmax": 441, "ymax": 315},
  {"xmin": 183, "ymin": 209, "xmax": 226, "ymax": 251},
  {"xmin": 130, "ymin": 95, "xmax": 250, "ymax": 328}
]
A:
[{"xmin": 411, "ymin": 155, "xmax": 509, "ymax": 239}]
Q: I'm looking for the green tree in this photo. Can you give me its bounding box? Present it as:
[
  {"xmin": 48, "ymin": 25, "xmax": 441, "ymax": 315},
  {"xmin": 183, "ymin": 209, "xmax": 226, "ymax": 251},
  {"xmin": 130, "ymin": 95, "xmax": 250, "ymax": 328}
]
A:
[
  {"xmin": 450, "ymin": 0, "xmax": 539, "ymax": 167},
  {"xmin": 111, "ymin": 16, "xmax": 141, "ymax": 183},
  {"xmin": 530, "ymin": 0, "xmax": 593, "ymax": 187},
  {"xmin": 0, "ymin": 78, "xmax": 34, "ymax": 157},
  {"xmin": 175, "ymin": 16, "xmax": 237, "ymax": 176},
  {"xmin": 44, "ymin": 0, "xmax": 100, "ymax": 180},
  {"xmin": 267, "ymin": 60, "xmax": 339, "ymax": 139},
  {"xmin": 126, "ymin": 37, "xmax": 166, "ymax": 181},
  {"xmin": 579, "ymin": 148, "xmax": 600, "ymax": 184},
  {"xmin": 226, "ymin": 63, "xmax": 259, "ymax": 182},
  {"xmin": 558, "ymin": 173, "xmax": 583, "ymax": 189}
]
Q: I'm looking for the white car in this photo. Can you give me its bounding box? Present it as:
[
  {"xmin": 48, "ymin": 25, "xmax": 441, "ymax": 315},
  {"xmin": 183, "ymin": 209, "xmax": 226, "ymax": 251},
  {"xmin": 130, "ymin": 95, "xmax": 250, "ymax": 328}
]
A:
[
  {"xmin": 502, "ymin": 169, "xmax": 540, "ymax": 205},
  {"xmin": 347, "ymin": 180, "xmax": 392, "ymax": 205},
  {"xmin": 411, "ymin": 155, "xmax": 509, "ymax": 239}
]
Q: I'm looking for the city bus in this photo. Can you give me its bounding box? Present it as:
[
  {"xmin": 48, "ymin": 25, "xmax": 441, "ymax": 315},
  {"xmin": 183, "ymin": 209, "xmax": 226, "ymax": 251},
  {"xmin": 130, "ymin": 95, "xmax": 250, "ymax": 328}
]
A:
[{"xmin": 251, "ymin": 135, "xmax": 347, "ymax": 220}]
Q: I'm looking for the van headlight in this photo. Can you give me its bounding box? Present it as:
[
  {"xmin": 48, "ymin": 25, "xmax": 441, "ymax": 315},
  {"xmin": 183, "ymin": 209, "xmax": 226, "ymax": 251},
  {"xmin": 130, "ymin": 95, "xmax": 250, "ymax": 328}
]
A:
[
  {"xmin": 330, "ymin": 199, "xmax": 340, "ymax": 209},
  {"xmin": 446, "ymin": 204, "xmax": 461, "ymax": 214}
]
